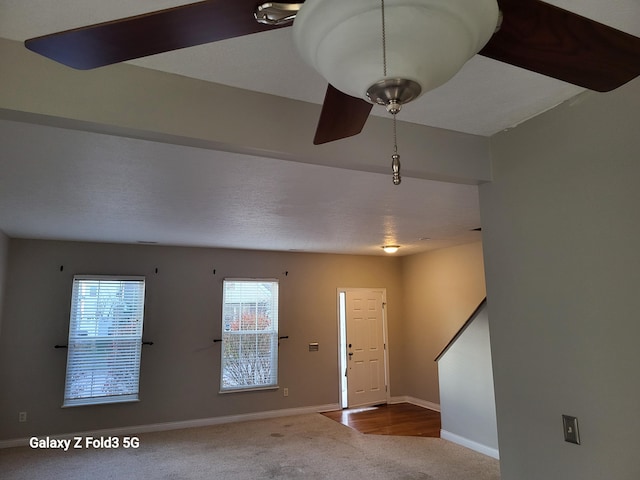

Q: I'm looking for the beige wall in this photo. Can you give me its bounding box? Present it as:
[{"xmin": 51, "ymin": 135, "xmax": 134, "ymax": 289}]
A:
[
  {"xmin": 480, "ymin": 77, "xmax": 640, "ymax": 479},
  {"xmin": 398, "ymin": 242, "xmax": 486, "ymax": 403},
  {"xmin": 0, "ymin": 237, "xmax": 487, "ymax": 442},
  {"xmin": 0, "ymin": 230, "xmax": 8, "ymax": 334},
  {"xmin": 0, "ymin": 239, "xmax": 404, "ymax": 441}
]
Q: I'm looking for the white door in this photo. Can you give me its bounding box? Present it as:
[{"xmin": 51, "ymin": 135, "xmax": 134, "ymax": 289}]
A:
[{"xmin": 345, "ymin": 289, "xmax": 388, "ymax": 408}]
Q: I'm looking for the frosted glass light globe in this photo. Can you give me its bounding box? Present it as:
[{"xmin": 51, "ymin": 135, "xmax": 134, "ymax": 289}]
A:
[{"xmin": 293, "ymin": 0, "xmax": 500, "ymax": 102}]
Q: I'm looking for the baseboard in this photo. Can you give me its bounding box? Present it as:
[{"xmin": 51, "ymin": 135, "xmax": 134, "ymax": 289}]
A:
[
  {"xmin": 440, "ymin": 430, "xmax": 499, "ymax": 459},
  {"xmin": 388, "ymin": 399, "xmax": 498, "ymax": 460},
  {"xmin": 389, "ymin": 395, "xmax": 440, "ymax": 412},
  {"xmin": 0, "ymin": 403, "xmax": 341, "ymax": 449}
]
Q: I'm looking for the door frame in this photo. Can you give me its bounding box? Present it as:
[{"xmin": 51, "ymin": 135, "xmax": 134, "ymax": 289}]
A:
[{"xmin": 336, "ymin": 287, "xmax": 391, "ymax": 409}]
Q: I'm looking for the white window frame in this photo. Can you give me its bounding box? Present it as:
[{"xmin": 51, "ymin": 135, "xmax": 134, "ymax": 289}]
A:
[
  {"xmin": 220, "ymin": 278, "xmax": 279, "ymax": 393},
  {"xmin": 63, "ymin": 275, "xmax": 146, "ymax": 407}
]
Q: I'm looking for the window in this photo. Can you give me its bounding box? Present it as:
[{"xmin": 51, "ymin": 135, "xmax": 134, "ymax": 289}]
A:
[
  {"xmin": 221, "ymin": 279, "xmax": 279, "ymax": 392},
  {"xmin": 63, "ymin": 275, "xmax": 146, "ymax": 407}
]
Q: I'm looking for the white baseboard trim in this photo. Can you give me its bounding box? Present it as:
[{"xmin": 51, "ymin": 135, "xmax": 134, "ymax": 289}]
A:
[
  {"xmin": 0, "ymin": 403, "xmax": 341, "ymax": 449},
  {"xmin": 389, "ymin": 395, "xmax": 440, "ymax": 412},
  {"xmin": 440, "ymin": 430, "xmax": 500, "ymax": 459}
]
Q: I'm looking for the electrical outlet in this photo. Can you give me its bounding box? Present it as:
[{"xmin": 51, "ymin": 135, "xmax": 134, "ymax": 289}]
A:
[
  {"xmin": 283, "ymin": 387, "xmax": 289, "ymax": 397},
  {"xmin": 18, "ymin": 411, "xmax": 27, "ymax": 423},
  {"xmin": 562, "ymin": 415, "xmax": 580, "ymax": 445}
]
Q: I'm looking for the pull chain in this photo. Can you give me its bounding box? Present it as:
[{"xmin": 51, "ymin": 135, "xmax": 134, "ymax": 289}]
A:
[
  {"xmin": 381, "ymin": 0, "xmax": 387, "ymax": 77},
  {"xmin": 392, "ymin": 114, "xmax": 401, "ymax": 185},
  {"xmin": 381, "ymin": 0, "xmax": 401, "ymax": 185}
]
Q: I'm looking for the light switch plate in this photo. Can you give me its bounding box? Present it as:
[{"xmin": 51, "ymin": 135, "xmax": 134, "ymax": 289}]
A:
[{"xmin": 562, "ymin": 415, "xmax": 580, "ymax": 445}]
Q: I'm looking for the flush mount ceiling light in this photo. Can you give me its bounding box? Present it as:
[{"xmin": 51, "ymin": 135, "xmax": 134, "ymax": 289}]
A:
[{"xmin": 382, "ymin": 245, "xmax": 400, "ymax": 254}]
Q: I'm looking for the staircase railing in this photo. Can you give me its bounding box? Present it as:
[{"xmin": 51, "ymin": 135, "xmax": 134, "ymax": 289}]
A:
[{"xmin": 434, "ymin": 297, "xmax": 487, "ymax": 362}]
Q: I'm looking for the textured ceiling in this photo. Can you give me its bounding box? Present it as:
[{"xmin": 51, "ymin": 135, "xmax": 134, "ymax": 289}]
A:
[
  {"xmin": 2, "ymin": 1, "xmax": 638, "ymax": 135},
  {"xmin": 0, "ymin": 118, "xmax": 481, "ymax": 255},
  {"xmin": 0, "ymin": 0, "xmax": 638, "ymax": 255}
]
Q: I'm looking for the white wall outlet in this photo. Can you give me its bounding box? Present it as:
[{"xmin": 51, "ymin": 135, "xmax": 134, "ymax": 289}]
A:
[
  {"xmin": 18, "ymin": 411, "xmax": 27, "ymax": 423},
  {"xmin": 283, "ymin": 387, "xmax": 289, "ymax": 397}
]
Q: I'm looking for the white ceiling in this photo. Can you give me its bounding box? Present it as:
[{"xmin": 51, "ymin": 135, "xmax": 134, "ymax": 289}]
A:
[
  {"xmin": 0, "ymin": 118, "xmax": 482, "ymax": 256},
  {"xmin": 0, "ymin": 0, "xmax": 638, "ymax": 255},
  {"xmin": 3, "ymin": 0, "xmax": 639, "ymax": 135}
]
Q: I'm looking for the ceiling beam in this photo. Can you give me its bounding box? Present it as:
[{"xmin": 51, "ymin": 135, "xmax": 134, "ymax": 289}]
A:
[{"xmin": 1, "ymin": 37, "xmax": 491, "ymax": 184}]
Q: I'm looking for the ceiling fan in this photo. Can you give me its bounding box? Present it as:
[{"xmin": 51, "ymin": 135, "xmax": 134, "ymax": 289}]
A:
[{"xmin": 24, "ymin": 0, "xmax": 640, "ymax": 147}]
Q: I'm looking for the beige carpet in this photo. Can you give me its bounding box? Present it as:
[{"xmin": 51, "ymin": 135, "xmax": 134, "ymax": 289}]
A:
[{"xmin": 1, "ymin": 414, "xmax": 500, "ymax": 479}]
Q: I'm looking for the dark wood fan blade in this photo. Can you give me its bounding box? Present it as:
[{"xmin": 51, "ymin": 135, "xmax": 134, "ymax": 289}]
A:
[
  {"xmin": 313, "ymin": 85, "xmax": 373, "ymax": 145},
  {"xmin": 25, "ymin": 0, "xmax": 301, "ymax": 70},
  {"xmin": 480, "ymin": 0, "xmax": 640, "ymax": 92}
]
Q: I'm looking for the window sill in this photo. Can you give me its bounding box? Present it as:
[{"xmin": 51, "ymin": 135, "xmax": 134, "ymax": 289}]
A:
[
  {"xmin": 62, "ymin": 396, "xmax": 140, "ymax": 408},
  {"xmin": 219, "ymin": 385, "xmax": 279, "ymax": 394}
]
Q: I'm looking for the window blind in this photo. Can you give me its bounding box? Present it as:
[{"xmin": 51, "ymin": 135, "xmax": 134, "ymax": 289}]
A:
[
  {"xmin": 63, "ymin": 276, "xmax": 146, "ymax": 407},
  {"xmin": 221, "ymin": 279, "xmax": 279, "ymax": 392}
]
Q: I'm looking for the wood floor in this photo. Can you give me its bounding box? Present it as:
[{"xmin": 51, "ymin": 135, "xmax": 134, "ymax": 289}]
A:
[{"xmin": 322, "ymin": 403, "xmax": 441, "ymax": 437}]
